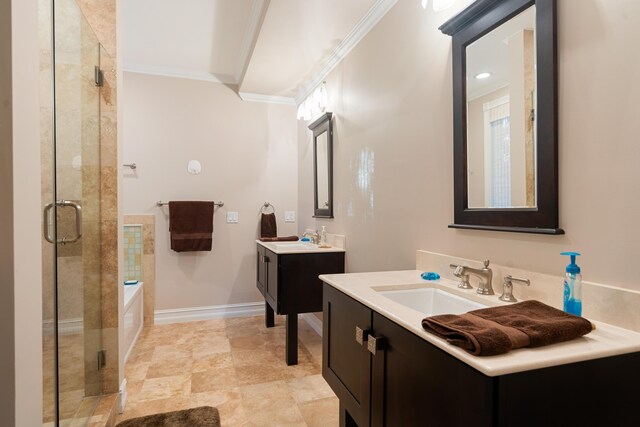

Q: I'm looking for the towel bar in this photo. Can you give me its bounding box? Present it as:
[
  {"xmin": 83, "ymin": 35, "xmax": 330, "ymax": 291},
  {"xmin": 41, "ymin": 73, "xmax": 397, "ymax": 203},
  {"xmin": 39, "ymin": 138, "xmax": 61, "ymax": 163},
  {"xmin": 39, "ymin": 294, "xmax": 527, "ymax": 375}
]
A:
[{"xmin": 157, "ymin": 200, "xmax": 224, "ymax": 207}]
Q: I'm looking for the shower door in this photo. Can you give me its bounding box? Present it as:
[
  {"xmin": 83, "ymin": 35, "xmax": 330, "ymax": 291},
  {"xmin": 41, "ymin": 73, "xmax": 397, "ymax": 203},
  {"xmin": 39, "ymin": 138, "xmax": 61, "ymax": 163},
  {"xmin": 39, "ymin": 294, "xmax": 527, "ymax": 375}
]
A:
[{"xmin": 43, "ymin": 0, "xmax": 105, "ymax": 425}]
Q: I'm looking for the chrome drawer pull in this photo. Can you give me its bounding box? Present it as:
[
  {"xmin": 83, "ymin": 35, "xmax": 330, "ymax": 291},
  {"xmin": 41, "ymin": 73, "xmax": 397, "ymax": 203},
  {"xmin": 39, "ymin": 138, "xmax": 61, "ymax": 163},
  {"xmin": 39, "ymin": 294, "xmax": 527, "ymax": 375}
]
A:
[
  {"xmin": 367, "ymin": 335, "xmax": 385, "ymax": 355},
  {"xmin": 355, "ymin": 326, "xmax": 370, "ymax": 346}
]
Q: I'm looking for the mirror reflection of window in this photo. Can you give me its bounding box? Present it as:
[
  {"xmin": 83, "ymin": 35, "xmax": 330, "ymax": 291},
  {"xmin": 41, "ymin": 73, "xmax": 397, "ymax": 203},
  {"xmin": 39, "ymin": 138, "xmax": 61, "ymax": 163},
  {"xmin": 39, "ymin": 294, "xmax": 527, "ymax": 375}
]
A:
[
  {"xmin": 485, "ymin": 97, "xmax": 511, "ymax": 207},
  {"xmin": 466, "ymin": 6, "xmax": 537, "ymax": 209}
]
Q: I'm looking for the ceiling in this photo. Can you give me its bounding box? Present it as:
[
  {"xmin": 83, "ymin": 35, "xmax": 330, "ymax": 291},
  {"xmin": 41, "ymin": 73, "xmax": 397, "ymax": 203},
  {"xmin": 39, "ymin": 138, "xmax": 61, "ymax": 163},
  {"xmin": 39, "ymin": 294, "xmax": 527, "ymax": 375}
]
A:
[
  {"xmin": 122, "ymin": 0, "xmax": 390, "ymax": 104},
  {"xmin": 466, "ymin": 6, "xmax": 536, "ymax": 101}
]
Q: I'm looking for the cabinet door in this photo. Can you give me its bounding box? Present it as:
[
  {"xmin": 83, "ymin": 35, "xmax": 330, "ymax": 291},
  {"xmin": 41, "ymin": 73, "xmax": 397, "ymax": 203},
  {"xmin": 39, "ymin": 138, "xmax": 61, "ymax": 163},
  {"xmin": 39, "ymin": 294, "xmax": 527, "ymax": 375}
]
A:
[
  {"xmin": 265, "ymin": 249, "xmax": 278, "ymax": 311},
  {"xmin": 256, "ymin": 245, "xmax": 266, "ymax": 297},
  {"xmin": 279, "ymin": 252, "xmax": 345, "ymax": 314},
  {"xmin": 370, "ymin": 313, "xmax": 494, "ymax": 427},
  {"xmin": 323, "ymin": 284, "xmax": 372, "ymax": 427}
]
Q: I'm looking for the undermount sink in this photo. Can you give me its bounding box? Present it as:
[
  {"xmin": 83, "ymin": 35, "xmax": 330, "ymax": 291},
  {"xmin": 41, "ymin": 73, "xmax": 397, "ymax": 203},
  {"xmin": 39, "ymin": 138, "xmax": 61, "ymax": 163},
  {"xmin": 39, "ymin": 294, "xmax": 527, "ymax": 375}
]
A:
[{"xmin": 378, "ymin": 287, "xmax": 486, "ymax": 316}]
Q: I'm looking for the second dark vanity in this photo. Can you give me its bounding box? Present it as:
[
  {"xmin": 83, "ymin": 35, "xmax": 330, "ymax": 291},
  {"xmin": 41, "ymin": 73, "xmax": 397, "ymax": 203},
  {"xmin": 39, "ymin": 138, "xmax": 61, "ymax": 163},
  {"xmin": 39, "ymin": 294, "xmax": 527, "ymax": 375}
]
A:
[{"xmin": 256, "ymin": 240, "xmax": 345, "ymax": 365}]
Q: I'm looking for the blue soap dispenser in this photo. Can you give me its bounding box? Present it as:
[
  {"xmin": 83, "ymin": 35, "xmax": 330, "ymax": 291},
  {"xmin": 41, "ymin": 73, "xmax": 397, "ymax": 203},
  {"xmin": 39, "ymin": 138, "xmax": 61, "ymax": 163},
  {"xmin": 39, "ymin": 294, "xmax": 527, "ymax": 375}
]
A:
[{"xmin": 561, "ymin": 252, "xmax": 582, "ymax": 316}]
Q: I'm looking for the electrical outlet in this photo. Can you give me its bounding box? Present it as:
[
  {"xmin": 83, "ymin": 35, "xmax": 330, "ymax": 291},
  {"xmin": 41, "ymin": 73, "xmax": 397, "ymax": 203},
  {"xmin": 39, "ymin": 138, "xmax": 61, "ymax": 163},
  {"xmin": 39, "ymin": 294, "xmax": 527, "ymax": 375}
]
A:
[
  {"xmin": 226, "ymin": 212, "xmax": 239, "ymax": 223},
  {"xmin": 284, "ymin": 211, "xmax": 296, "ymax": 223}
]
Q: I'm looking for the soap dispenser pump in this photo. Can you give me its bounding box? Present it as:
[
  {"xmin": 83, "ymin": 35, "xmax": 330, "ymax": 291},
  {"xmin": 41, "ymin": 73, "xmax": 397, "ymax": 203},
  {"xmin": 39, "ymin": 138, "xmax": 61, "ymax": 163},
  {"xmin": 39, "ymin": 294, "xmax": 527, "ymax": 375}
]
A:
[{"xmin": 561, "ymin": 252, "xmax": 582, "ymax": 316}]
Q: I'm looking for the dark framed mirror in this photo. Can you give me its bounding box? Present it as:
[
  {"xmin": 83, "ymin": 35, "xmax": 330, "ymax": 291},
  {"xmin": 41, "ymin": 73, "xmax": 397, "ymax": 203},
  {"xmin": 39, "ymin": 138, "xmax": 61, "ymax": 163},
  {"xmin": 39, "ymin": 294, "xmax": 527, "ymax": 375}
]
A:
[
  {"xmin": 440, "ymin": 0, "xmax": 563, "ymax": 234},
  {"xmin": 309, "ymin": 112, "xmax": 333, "ymax": 218}
]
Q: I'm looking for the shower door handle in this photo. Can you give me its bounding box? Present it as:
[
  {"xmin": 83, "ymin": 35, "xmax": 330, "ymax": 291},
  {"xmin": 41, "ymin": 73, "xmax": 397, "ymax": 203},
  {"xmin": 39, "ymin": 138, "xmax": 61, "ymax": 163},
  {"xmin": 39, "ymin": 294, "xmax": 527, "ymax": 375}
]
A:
[{"xmin": 43, "ymin": 200, "xmax": 83, "ymax": 244}]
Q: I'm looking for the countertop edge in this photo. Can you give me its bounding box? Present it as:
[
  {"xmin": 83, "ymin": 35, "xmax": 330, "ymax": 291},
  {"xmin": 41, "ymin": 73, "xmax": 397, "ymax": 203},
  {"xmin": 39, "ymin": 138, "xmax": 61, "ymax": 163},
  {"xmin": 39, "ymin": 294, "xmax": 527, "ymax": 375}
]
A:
[{"xmin": 256, "ymin": 240, "xmax": 346, "ymax": 254}]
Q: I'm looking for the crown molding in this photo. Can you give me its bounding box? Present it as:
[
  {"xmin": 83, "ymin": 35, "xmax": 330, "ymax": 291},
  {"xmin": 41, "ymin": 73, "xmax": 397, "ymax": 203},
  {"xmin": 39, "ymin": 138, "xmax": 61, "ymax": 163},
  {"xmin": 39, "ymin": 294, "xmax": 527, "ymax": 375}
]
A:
[
  {"xmin": 234, "ymin": 0, "xmax": 271, "ymax": 86},
  {"xmin": 294, "ymin": 0, "xmax": 398, "ymax": 105},
  {"xmin": 238, "ymin": 92, "xmax": 296, "ymax": 105},
  {"xmin": 123, "ymin": 65, "xmax": 235, "ymax": 84}
]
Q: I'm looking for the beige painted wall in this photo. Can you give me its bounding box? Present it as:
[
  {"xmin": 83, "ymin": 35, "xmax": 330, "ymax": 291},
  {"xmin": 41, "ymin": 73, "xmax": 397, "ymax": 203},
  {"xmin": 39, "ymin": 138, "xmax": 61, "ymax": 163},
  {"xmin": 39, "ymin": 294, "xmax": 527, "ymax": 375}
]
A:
[
  {"xmin": 123, "ymin": 73, "xmax": 298, "ymax": 310},
  {"xmin": 6, "ymin": 0, "xmax": 44, "ymax": 424},
  {"xmin": 298, "ymin": 0, "xmax": 640, "ymax": 292}
]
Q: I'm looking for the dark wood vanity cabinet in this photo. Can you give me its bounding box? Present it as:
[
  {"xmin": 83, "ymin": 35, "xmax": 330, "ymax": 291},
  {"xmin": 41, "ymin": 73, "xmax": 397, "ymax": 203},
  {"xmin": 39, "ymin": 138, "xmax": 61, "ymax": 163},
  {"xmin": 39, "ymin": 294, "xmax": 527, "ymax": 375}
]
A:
[
  {"xmin": 323, "ymin": 284, "xmax": 640, "ymax": 427},
  {"xmin": 256, "ymin": 244, "xmax": 344, "ymax": 365}
]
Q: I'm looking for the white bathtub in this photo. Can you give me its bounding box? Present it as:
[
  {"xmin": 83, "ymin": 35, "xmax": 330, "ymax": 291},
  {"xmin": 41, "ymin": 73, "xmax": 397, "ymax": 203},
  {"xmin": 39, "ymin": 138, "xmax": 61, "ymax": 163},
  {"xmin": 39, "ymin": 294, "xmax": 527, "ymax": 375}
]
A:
[{"xmin": 124, "ymin": 281, "xmax": 143, "ymax": 363}]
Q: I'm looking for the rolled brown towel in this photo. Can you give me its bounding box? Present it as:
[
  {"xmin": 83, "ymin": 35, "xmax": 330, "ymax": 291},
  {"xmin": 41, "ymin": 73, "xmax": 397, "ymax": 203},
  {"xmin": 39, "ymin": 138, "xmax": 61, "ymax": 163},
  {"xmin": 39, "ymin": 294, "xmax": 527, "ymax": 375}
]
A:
[
  {"xmin": 422, "ymin": 300, "xmax": 594, "ymax": 356},
  {"xmin": 259, "ymin": 236, "xmax": 299, "ymax": 242},
  {"xmin": 260, "ymin": 213, "xmax": 277, "ymax": 238}
]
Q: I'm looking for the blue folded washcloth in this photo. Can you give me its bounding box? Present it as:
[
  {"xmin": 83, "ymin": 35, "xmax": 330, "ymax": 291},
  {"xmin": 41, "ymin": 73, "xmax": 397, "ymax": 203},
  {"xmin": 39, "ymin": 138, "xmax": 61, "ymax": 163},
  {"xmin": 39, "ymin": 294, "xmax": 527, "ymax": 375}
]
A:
[
  {"xmin": 124, "ymin": 280, "xmax": 139, "ymax": 286},
  {"xmin": 421, "ymin": 272, "xmax": 440, "ymax": 281}
]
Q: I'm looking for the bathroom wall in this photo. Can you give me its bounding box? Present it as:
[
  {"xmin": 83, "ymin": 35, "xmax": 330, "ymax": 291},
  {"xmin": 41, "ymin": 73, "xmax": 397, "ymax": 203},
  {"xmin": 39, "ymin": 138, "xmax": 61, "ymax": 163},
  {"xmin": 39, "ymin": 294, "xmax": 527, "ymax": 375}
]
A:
[
  {"xmin": 4, "ymin": 0, "xmax": 44, "ymax": 424},
  {"xmin": 298, "ymin": 0, "xmax": 640, "ymax": 292},
  {"xmin": 123, "ymin": 73, "xmax": 298, "ymax": 311}
]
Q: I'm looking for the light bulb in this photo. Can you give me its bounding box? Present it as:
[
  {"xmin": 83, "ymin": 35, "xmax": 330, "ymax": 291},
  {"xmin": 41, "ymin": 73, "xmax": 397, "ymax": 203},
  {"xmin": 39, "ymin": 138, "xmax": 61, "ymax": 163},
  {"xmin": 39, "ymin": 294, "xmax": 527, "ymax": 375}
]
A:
[
  {"xmin": 432, "ymin": 0, "xmax": 455, "ymax": 11},
  {"xmin": 421, "ymin": 0, "xmax": 428, "ymax": 9}
]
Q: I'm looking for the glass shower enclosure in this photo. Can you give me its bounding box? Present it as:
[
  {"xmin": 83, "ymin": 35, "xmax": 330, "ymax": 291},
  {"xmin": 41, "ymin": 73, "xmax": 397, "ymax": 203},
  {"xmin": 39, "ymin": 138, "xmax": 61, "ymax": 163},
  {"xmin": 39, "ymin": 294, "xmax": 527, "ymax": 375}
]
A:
[{"xmin": 42, "ymin": 0, "xmax": 107, "ymax": 425}]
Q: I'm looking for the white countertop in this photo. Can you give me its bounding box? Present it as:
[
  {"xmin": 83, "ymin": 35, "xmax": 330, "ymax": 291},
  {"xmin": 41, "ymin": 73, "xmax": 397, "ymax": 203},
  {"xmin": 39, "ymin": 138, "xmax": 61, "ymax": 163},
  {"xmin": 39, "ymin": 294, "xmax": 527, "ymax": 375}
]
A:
[
  {"xmin": 319, "ymin": 270, "xmax": 640, "ymax": 377},
  {"xmin": 256, "ymin": 240, "xmax": 346, "ymax": 255}
]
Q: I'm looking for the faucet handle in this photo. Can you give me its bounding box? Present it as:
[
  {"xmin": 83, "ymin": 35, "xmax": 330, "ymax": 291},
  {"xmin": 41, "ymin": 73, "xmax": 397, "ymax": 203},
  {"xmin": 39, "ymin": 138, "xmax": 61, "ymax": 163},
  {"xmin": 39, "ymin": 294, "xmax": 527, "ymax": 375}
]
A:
[
  {"xmin": 499, "ymin": 275, "xmax": 531, "ymax": 302},
  {"xmin": 483, "ymin": 259, "xmax": 490, "ymax": 268},
  {"xmin": 449, "ymin": 264, "xmax": 473, "ymax": 290}
]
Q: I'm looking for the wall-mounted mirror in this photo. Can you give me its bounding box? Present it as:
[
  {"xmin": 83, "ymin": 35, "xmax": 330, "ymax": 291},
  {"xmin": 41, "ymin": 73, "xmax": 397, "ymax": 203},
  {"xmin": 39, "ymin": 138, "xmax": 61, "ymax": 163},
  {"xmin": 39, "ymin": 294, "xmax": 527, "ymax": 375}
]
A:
[
  {"xmin": 440, "ymin": 0, "xmax": 563, "ymax": 234},
  {"xmin": 309, "ymin": 112, "xmax": 333, "ymax": 218}
]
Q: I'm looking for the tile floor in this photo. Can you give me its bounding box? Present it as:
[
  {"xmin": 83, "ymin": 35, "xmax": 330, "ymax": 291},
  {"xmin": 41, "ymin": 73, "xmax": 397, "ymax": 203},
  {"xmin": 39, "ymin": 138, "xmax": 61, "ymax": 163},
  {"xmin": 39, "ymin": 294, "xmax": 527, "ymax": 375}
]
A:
[{"xmin": 116, "ymin": 314, "xmax": 339, "ymax": 427}]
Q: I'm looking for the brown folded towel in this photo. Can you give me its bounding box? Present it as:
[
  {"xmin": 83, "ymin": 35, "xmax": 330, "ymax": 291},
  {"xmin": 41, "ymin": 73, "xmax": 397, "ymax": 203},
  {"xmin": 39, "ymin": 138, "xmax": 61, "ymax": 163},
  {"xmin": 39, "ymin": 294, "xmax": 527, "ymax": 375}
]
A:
[
  {"xmin": 169, "ymin": 201, "xmax": 214, "ymax": 252},
  {"xmin": 422, "ymin": 300, "xmax": 594, "ymax": 356},
  {"xmin": 259, "ymin": 236, "xmax": 299, "ymax": 242},
  {"xmin": 260, "ymin": 212, "xmax": 277, "ymax": 238}
]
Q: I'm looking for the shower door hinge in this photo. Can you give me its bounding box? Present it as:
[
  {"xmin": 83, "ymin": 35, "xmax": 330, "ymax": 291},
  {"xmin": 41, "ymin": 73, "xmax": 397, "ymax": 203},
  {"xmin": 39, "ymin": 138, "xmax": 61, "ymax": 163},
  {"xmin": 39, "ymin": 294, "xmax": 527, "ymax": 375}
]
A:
[
  {"xmin": 94, "ymin": 66, "xmax": 104, "ymax": 87},
  {"xmin": 97, "ymin": 350, "xmax": 106, "ymax": 370}
]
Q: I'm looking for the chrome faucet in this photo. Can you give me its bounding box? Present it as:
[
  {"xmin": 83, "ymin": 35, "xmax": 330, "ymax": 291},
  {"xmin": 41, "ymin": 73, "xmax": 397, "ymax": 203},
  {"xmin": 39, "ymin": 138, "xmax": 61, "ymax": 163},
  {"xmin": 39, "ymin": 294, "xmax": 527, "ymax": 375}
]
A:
[
  {"xmin": 302, "ymin": 230, "xmax": 320, "ymax": 244},
  {"xmin": 458, "ymin": 260, "xmax": 494, "ymax": 295}
]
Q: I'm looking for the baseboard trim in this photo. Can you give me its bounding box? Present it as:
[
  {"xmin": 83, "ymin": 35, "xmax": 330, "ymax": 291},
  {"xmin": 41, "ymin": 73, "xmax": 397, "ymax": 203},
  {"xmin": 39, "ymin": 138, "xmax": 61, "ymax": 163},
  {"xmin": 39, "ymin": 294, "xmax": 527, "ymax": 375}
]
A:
[
  {"xmin": 301, "ymin": 313, "xmax": 323, "ymax": 337},
  {"xmin": 118, "ymin": 379, "xmax": 127, "ymax": 414},
  {"xmin": 154, "ymin": 302, "xmax": 264, "ymax": 325}
]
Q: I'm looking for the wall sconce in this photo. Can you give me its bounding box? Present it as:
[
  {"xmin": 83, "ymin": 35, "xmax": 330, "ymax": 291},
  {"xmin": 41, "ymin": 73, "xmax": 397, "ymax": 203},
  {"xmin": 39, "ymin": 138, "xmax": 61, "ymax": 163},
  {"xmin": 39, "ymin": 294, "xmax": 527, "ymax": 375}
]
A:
[
  {"xmin": 296, "ymin": 81, "xmax": 328, "ymax": 121},
  {"xmin": 422, "ymin": 0, "xmax": 455, "ymax": 11}
]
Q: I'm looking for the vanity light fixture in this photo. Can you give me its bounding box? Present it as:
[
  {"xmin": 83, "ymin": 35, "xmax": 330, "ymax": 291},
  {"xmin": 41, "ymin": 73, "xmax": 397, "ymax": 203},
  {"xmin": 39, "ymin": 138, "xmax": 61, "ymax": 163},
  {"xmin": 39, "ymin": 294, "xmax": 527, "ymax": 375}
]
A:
[
  {"xmin": 297, "ymin": 81, "xmax": 328, "ymax": 121},
  {"xmin": 475, "ymin": 72, "xmax": 492, "ymax": 79},
  {"xmin": 421, "ymin": 0, "xmax": 455, "ymax": 11}
]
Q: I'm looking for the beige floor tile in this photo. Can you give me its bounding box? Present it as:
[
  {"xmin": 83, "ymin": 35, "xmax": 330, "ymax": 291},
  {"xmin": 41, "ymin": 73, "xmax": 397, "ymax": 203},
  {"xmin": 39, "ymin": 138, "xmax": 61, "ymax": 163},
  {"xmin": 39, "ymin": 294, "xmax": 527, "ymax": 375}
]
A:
[
  {"xmin": 191, "ymin": 365, "xmax": 239, "ymax": 393},
  {"xmin": 137, "ymin": 375, "xmax": 191, "ymax": 401},
  {"xmin": 286, "ymin": 374, "xmax": 336, "ymax": 404},
  {"xmin": 229, "ymin": 334, "xmax": 271, "ymax": 352},
  {"xmin": 235, "ymin": 362, "xmax": 288, "ymax": 386},
  {"xmin": 193, "ymin": 352, "xmax": 234, "ymax": 373},
  {"xmin": 193, "ymin": 335, "xmax": 231, "ymax": 358},
  {"xmin": 151, "ymin": 344, "xmax": 191, "ymax": 362},
  {"xmin": 298, "ymin": 397, "xmax": 340, "ymax": 427},
  {"xmin": 125, "ymin": 360, "xmax": 150, "ymax": 382},
  {"xmin": 240, "ymin": 380, "xmax": 306, "ymax": 426},
  {"xmin": 146, "ymin": 356, "xmax": 193, "ymax": 379}
]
